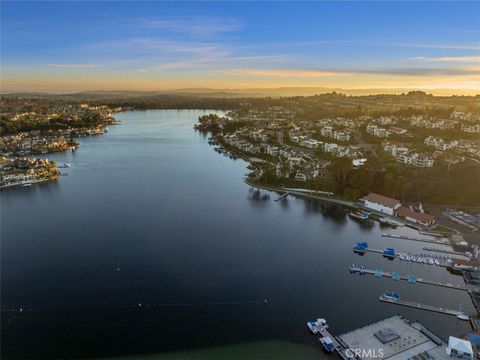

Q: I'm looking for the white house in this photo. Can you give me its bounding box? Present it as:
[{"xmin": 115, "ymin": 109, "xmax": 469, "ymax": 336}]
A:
[
  {"xmin": 446, "ymin": 336, "xmax": 473, "ymax": 359},
  {"xmin": 352, "ymin": 158, "xmax": 367, "ymax": 167},
  {"xmin": 361, "ymin": 192, "xmax": 401, "ymax": 215}
]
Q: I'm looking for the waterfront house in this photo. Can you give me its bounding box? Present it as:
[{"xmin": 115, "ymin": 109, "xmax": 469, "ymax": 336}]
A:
[{"xmin": 361, "ymin": 193, "xmax": 401, "ymax": 215}]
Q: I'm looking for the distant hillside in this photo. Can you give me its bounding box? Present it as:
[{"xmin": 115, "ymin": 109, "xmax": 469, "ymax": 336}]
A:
[{"xmin": 2, "ymin": 87, "xmax": 479, "ymax": 100}]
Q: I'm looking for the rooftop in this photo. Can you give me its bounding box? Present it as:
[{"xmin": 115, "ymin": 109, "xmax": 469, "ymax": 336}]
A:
[
  {"xmin": 339, "ymin": 315, "xmax": 450, "ymax": 360},
  {"xmin": 361, "ymin": 192, "xmax": 401, "ymax": 208},
  {"xmin": 395, "ymin": 206, "xmax": 435, "ymax": 223}
]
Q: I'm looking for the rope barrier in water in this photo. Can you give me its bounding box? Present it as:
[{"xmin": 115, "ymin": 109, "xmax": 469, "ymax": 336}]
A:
[{"xmin": 1, "ymin": 299, "xmax": 268, "ymax": 313}]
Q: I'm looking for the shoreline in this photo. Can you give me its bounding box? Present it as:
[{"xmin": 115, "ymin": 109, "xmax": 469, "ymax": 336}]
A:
[
  {"xmin": 205, "ymin": 130, "xmax": 462, "ymax": 238},
  {"xmin": 243, "ymin": 178, "xmax": 458, "ymax": 237},
  {"xmin": 0, "ymin": 175, "xmax": 59, "ymax": 189}
]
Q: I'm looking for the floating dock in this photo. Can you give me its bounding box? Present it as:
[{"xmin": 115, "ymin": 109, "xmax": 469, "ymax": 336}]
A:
[
  {"xmin": 423, "ymin": 246, "xmax": 469, "ymax": 258},
  {"xmin": 379, "ymin": 296, "xmax": 466, "ymax": 318},
  {"xmin": 381, "ymin": 233, "xmax": 449, "ymax": 245},
  {"xmin": 349, "ymin": 266, "xmax": 468, "ymax": 291},
  {"xmin": 274, "ymin": 192, "xmax": 290, "ymax": 202},
  {"xmin": 316, "ymin": 325, "xmax": 352, "ymax": 359}
]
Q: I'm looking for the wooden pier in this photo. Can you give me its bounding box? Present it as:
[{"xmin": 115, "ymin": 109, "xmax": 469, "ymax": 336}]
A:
[
  {"xmin": 274, "ymin": 192, "xmax": 290, "ymax": 202},
  {"xmin": 381, "ymin": 233, "xmax": 449, "ymax": 245},
  {"xmin": 379, "ymin": 296, "xmax": 466, "ymax": 318},
  {"xmin": 350, "ymin": 266, "xmax": 468, "ymax": 291}
]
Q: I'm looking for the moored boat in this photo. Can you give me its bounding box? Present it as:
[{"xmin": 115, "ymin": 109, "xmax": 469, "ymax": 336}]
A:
[
  {"xmin": 307, "ymin": 318, "xmax": 328, "ymax": 334},
  {"xmin": 383, "ymin": 291, "xmax": 400, "ymax": 301},
  {"xmin": 383, "ymin": 248, "xmax": 396, "ymax": 259},
  {"xmin": 353, "ymin": 242, "xmax": 368, "ymax": 254},
  {"xmin": 319, "ymin": 336, "xmax": 335, "ymax": 352},
  {"xmin": 349, "ymin": 211, "xmax": 369, "ymax": 221}
]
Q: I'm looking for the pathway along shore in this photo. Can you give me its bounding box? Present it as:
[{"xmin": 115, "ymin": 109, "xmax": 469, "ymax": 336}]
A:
[
  {"xmin": 244, "ymin": 178, "xmax": 357, "ymax": 208},
  {"xmin": 244, "ymin": 178, "xmax": 455, "ymax": 236}
]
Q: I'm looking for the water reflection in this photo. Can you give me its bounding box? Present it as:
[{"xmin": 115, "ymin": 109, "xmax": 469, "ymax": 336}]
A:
[
  {"xmin": 247, "ymin": 188, "xmax": 271, "ymax": 204},
  {"xmin": 1, "ymin": 110, "xmax": 473, "ymax": 359}
]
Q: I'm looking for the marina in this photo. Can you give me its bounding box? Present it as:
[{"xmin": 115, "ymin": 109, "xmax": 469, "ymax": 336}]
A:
[{"xmin": 352, "ymin": 242, "xmax": 448, "ymax": 266}]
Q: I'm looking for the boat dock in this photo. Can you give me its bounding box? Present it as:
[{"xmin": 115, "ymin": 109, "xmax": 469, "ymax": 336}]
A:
[
  {"xmin": 316, "ymin": 326, "xmax": 353, "ymax": 359},
  {"xmin": 423, "ymin": 246, "xmax": 469, "ymax": 258},
  {"xmin": 350, "ymin": 266, "xmax": 468, "ymax": 291},
  {"xmin": 379, "ymin": 296, "xmax": 466, "ymax": 318},
  {"xmin": 274, "ymin": 192, "xmax": 290, "ymax": 202},
  {"xmin": 382, "ymin": 233, "xmax": 449, "ymax": 245}
]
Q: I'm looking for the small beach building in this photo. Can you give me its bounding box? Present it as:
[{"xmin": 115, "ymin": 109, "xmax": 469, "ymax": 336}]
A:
[{"xmin": 446, "ymin": 336, "xmax": 473, "ymax": 359}]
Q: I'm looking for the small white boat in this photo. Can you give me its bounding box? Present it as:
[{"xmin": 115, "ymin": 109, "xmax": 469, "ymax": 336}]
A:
[
  {"xmin": 434, "ymin": 259, "xmax": 440, "ymax": 266},
  {"xmin": 22, "ymin": 183, "xmax": 32, "ymax": 187},
  {"xmin": 428, "ymin": 259, "xmax": 434, "ymax": 265},
  {"xmin": 406, "ymin": 256, "xmax": 411, "ymax": 261},
  {"xmin": 457, "ymin": 313, "xmax": 469, "ymax": 321}
]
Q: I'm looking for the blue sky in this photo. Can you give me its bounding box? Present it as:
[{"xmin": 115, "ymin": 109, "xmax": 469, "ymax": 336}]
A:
[{"xmin": 1, "ymin": 1, "xmax": 479, "ymax": 92}]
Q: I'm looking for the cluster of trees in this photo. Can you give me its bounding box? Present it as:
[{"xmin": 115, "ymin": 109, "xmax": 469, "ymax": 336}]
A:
[
  {"xmin": 250, "ymin": 149, "xmax": 480, "ymax": 207},
  {"xmin": 1, "ymin": 110, "xmax": 106, "ymax": 134},
  {"xmin": 327, "ymin": 152, "xmax": 480, "ymax": 206}
]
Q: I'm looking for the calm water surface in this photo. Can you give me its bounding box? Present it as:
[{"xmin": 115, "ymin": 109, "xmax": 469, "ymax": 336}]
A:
[{"xmin": 1, "ymin": 110, "xmax": 472, "ymax": 359}]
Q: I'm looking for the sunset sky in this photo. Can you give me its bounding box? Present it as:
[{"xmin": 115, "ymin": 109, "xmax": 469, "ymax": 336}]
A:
[{"xmin": 1, "ymin": 1, "xmax": 479, "ymax": 93}]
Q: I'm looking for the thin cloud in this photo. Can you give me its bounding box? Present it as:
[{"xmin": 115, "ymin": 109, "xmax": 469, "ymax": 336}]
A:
[
  {"xmin": 413, "ymin": 56, "xmax": 480, "ymax": 63},
  {"xmin": 227, "ymin": 67, "xmax": 480, "ymax": 78},
  {"xmin": 136, "ymin": 16, "xmax": 241, "ymax": 35},
  {"xmin": 228, "ymin": 69, "xmax": 342, "ymax": 77},
  {"xmin": 47, "ymin": 63, "xmax": 102, "ymax": 68},
  {"xmin": 394, "ymin": 42, "xmax": 480, "ymax": 51}
]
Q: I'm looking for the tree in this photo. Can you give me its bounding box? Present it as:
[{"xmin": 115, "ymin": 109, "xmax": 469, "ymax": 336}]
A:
[{"xmin": 329, "ymin": 157, "xmax": 352, "ymax": 194}]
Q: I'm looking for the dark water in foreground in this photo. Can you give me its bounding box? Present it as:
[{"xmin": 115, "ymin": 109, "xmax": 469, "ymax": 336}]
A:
[{"xmin": 1, "ymin": 110, "xmax": 472, "ymax": 359}]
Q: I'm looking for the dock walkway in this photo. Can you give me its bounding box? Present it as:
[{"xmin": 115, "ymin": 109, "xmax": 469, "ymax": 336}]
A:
[
  {"xmin": 382, "ymin": 233, "xmax": 449, "ymax": 245},
  {"xmin": 274, "ymin": 192, "xmax": 290, "ymax": 202},
  {"xmin": 350, "ymin": 266, "xmax": 467, "ymax": 291},
  {"xmin": 379, "ymin": 296, "xmax": 465, "ymax": 318},
  {"xmin": 423, "ymin": 246, "xmax": 468, "ymax": 257},
  {"xmin": 317, "ymin": 326, "xmax": 353, "ymax": 359}
]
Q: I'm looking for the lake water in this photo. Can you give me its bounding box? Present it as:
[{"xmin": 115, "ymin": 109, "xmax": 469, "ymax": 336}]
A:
[{"xmin": 1, "ymin": 110, "xmax": 472, "ymax": 359}]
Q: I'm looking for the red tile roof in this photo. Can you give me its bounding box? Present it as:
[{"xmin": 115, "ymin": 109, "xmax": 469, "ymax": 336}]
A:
[
  {"xmin": 362, "ymin": 192, "xmax": 401, "ymax": 208},
  {"xmin": 395, "ymin": 206, "xmax": 435, "ymax": 224}
]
